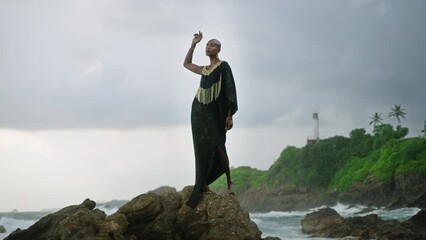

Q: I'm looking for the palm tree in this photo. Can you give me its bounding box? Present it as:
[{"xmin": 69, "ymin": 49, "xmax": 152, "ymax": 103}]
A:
[
  {"xmin": 388, "ymin": 104, "xmax": 406, "ymax": 126},
  {"xmin": 369, "ymin": 112, "xmax": 383, "ymax": 127}
]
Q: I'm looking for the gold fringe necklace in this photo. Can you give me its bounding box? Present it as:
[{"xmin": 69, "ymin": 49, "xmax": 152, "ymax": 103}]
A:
[{"xmin": 196, "ymin": 73, "xmax": 222, "ymax": 104}]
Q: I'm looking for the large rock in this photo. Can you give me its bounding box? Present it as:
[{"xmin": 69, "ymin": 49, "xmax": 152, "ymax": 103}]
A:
[
  {"xmin": 4, "ymin": 187, "xmax": 279, "ymax": 240},
  {"xmin": 300, "ymin": 208, "xmax": 343, "ymax": 235},
  {"xmin": 178, "ymin": 186, "xmax": 262, "ymax": 240},
  {"xmin": 301, "ymin": 207, "xmax": 426, "ymax": 240},
  {"xmin": 5, "ymin": 198, "xmax": 105, "ymax": 240},
  {"xmin": 403, "ymin": 209, "xmax": 426, "ymax": 237},
  {"xmin": 0, "ymin": 225, "xmax": 6, "ymax": 233},
  {"xmin": 339, "ymin": 173, "xmax": 426, "ymax": 209},
  {"xmin": 115, "ymin": 190, "xmax": 181, "ymax": 239}
]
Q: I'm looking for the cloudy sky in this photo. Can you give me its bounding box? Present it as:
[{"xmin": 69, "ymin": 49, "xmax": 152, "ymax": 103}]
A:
[{"xmin": 0, "ymin": 0, "xmax": 425, "ymax": 211}]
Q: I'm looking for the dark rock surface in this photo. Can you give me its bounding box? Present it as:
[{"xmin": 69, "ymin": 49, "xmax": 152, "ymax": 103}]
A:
[
  {"xmin": 403, "ymin": 209, "xmax": 426, "ymax": 236},
  {"xmin": 0, "ymin": 225, "xmax": 6, "ymax": 233},
  {"xmin": 339, "ymin": 173, "xmax": 426, "ymax": 209},
  {"xmin": 229, "ymin": 173, "xmax": 426, "ymax": 212},
  {"xmin": 301, "ymin": 207, "xmax": 426, "ymax": 240},
  {"xmin": 4, "ymin": 186, "xmax": 279, "ymax": 240},
  {"xmin": 5, "ymin": 198, "xmax": 105, "ymax": 240}
]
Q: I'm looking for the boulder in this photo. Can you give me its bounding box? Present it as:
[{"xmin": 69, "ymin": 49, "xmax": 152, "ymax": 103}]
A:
[
  {"xmin": 403, "ymin": 209, "xmax": 426, "ymax": 236},
  {"xmin": 300, "ymin": 207, "xmax": 343, "ymax": 234},
  {"xmin": 96, "ymin": 213, "xmax": 129, "ymax": 240},
  {"xmin": 178, "ymin": 186, "xmax": 262, "ymax": 240},
  {"xmin": 301, "ymin": 207, "xmax": 426, "ymax": 240},
  {"xmin": 5, "ymin": 198, "xmax": 105, "ymax": 240},
  {"xmin": 0, "ymin": 225, "xmax": 6, "ymax": 233},
  {"xmin": 4, "ymin": 187, "xmax": 279, "ymax": 240},
  {"xmin": 116, "ymin": 191, "xmax": 182, "ymax": 239}
]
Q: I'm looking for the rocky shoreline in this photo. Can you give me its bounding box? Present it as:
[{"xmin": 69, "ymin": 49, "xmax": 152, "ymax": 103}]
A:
[
  {"xmin": 3, "ymin": 172, "xmax": 426, "ymax": 239},
  {"xmin": 301, "ymin": 207, "xmax": 426, "ymax": 240},
  {"xmin": 2, "ymin": 183, "xmax": 425, "ymax": 240},
  {"xmin": 232, "ymin": 173, "xmax": 426, "ymax": 212},
  {"xmin": 4, "ymin": 186, "xmax": 279, "ymax": 240}
]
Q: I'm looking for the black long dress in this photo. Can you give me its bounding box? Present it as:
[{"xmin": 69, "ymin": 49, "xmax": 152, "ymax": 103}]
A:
[{"xmin": 186, "ymin": 60, "xmax": 238, "ymax": 209}]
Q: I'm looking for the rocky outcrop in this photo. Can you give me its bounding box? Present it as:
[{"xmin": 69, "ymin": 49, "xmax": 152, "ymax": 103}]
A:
[
  {"xmin": 339, "ymin": 173, "xmax": 426, "ymax": 209},
  {"xmin": 301, "ymin": 207, "xmax": 426, "ymax": 240},
  {"xmin": 403, "ymin": 209, "xmax": 426, "ymax": 237},
  {"xmin": 226, "ymin": 173, "xmax": 425, "ymax": 212},
  {"xmin": 226, "ymin": 172, "xmax": 426, "ymax": 212},
  {"xmin": 5, "ymin": 198, "xmax": 105, "ymax": 240},
  {"xmin": 5, "ymin": 186, "xmax": 279, "ymax": 240},
  {"xmin": 0, "ymin": 225, "xmax": 6, "ymax": 233}
]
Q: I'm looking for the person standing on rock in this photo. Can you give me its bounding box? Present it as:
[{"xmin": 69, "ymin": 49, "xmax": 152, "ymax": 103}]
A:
[{"xmin": 183, "ymin": 31, "xmax": 238, "ymax": 209}]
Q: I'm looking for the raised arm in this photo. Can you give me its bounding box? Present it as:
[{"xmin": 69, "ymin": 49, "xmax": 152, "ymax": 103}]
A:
[{"xmin": 183, "ymin": 31, "xmax": 203, "ymax": 75}]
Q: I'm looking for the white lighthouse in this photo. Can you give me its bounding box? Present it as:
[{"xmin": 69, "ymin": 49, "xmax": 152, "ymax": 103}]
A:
[{"xmin": 307, "ymin": 112, "xmax": 320, "ymax": 144}]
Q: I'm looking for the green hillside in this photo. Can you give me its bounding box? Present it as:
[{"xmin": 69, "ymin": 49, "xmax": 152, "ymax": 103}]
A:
[{"xmin": 211, "ymin": 124, "xmax": 426, "ymax": 194}]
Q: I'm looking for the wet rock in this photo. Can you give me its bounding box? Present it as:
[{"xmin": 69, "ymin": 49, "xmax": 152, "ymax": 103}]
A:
[
  {"xmin": 301, "ymin": 207, "xmax": 426, "ymax": 240},
  {"xmin": 5, "ymin": 187, "xmax": 278, "ymax": 240},
  {"xmin": 403, "ymin": 209, "xmax": 426, "ymax": 237},
  {"xmin": 0, "ymin": 225, "xmax": 6, "ymax": 233},
  {"xmin": 94, "ymin": 213, "xmax": 128, "ymax": 240},
  {"xmin": 117, "ymin": 191, "xmax": 182, "ymax": 239},
  {"xmin": 178, "ymin": 186, "xmax": 262, "ymax": 240},
  {"xmin": 5, "ymin": 198, "xmax": 105, "ymax": 240},
  {"xmin": 300, "ymin": 207, "xmax": 343, "ymax": 235}
]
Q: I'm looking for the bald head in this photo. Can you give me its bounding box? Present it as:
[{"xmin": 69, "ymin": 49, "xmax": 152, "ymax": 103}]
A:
[{"xmin": 208, "ymin": 39, "xmax": 221, "ymax": 50}]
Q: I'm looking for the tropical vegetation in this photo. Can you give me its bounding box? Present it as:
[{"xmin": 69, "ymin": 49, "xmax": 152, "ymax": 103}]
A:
[
  {"xmin": 388, "ymin": 104, "xmax": 406, "ymax": 126},
  {"xmin": 369, "ymin": 112, "xmax": 383, "ymax": 128},
  {"xmin": 211, "ymin": 105, "xmax": 425, "ymax": 195}
]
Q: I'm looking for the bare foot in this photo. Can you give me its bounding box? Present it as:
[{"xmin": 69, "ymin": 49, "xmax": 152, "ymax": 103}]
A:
[{"xmin": 228, "ymin": 182, "xmax": 235, "ymax": 195}]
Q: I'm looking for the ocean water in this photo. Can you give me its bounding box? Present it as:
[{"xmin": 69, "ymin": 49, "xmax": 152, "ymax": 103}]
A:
[
  {"xmin": 250, "ymin": 203, "xmax": 421, "ymax": 239},
  {"xmin": 0, "ymin": 203, "xmax": 421, "ymax": 240},
  {"xmin": 0, "ymin": 217, "xmax": 37, "ymax": 240}
]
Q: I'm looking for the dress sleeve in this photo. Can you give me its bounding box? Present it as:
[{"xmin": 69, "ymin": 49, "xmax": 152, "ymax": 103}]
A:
[{"xmin": 223, "ymin": 62, "xmax": 238, "ymax": 115}]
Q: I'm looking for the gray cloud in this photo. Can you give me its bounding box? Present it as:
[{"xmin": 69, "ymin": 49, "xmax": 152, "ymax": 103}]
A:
[
  {"xmin": 232, "ymin": 0, "xmax": 425, "ymax": 133},
  {"xmin": 1, "ymin": 0, "xmax": 426, "ymax": 212},
  {"xmin": 0, "ymin": 0, "xmax": 425, "ymax": 136}
]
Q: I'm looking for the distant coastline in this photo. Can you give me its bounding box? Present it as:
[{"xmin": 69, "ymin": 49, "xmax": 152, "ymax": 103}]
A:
[{"xmin": 211, "ymin": 124, "xmax": 426, "ymax": 212}]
